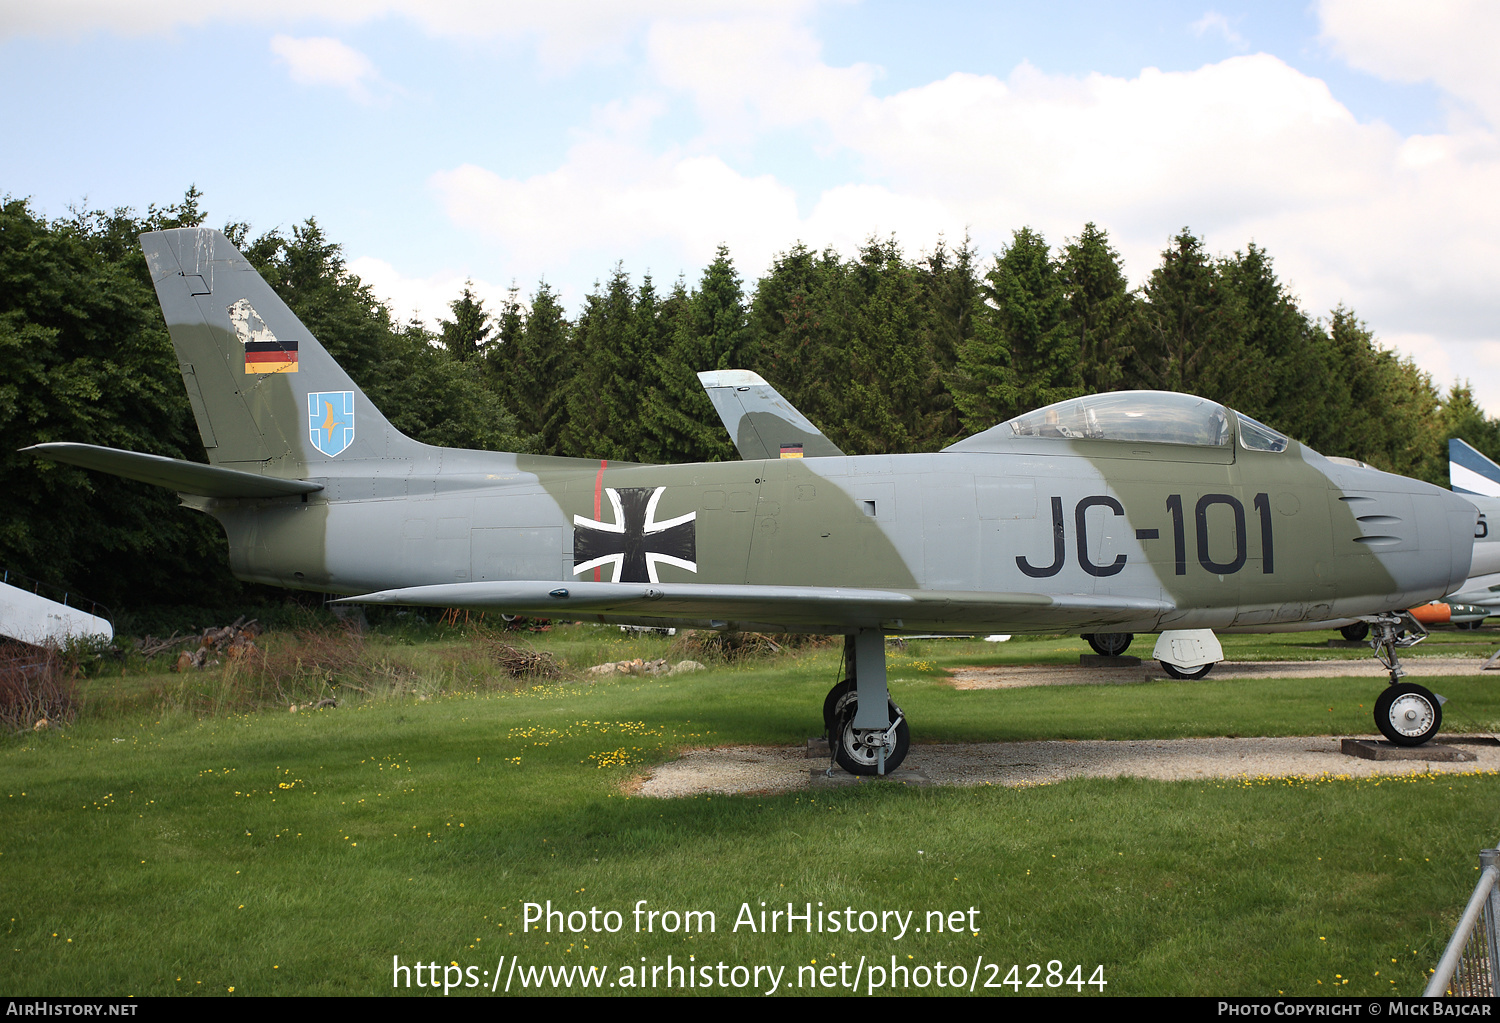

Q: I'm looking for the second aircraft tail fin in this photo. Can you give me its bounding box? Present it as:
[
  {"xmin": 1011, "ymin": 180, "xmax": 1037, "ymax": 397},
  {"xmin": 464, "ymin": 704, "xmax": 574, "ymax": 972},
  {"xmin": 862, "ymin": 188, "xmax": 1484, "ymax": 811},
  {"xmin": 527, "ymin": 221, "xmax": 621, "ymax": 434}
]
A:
[
  {"xmin": 1450, "ymin": 438, "xmax": 1500, "ymax": 498},
  {"xmin": 697, "ymin": 370, "xmax": 845, "ymax": 461}
]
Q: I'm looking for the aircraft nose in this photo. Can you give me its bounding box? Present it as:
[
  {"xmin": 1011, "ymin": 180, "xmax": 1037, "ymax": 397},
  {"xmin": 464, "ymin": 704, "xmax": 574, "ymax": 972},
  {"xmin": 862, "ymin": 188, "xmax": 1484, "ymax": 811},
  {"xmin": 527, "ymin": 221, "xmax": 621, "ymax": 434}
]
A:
[
  {"xmin": 1433, "ymin": 484, "xmax": 1478, "ymax": 592},
  {"xmin": 1329, "ymin": 463, "xmax": 1477, "ymax": 607}
]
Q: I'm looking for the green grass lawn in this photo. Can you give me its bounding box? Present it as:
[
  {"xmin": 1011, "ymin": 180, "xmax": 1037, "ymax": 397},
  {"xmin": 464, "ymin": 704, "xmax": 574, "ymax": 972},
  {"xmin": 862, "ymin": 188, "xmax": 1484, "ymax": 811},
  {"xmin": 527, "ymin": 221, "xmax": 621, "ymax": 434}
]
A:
[{"xmin": 3, "ymin": 624, "xmax": 1498, "ymax": 996}]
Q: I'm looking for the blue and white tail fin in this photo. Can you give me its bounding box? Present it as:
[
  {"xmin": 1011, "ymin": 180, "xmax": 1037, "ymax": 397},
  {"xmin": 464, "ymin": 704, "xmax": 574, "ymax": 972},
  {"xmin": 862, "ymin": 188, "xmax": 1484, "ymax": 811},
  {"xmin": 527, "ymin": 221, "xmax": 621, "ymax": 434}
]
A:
[{"xmin": 1449, "ymin": 438, "xmax": 1500, "ymax": 497}]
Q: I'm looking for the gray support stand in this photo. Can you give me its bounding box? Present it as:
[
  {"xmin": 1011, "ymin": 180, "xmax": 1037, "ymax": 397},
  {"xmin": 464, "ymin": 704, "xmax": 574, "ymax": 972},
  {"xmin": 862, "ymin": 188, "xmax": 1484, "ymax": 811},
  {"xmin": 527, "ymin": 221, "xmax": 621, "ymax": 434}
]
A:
[{"xmin": 851, "ymin": 628, "xmax": 891, "ymax": 730}]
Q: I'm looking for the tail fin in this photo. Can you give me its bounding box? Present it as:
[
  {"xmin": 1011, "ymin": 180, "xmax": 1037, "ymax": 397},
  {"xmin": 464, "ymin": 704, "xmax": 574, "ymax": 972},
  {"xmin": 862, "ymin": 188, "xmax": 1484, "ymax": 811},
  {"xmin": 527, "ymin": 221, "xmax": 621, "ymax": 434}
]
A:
[
  {"xmin": 696, "ymin": 370, "xmax": 845, "ymax": 460},
  {"xmin": 141, "ymin": 228, "xmax": 421, "ymax": 477},
  {"xmin": 1450, "ymin": 438, "xmax": 1500, "ymax": 497}
]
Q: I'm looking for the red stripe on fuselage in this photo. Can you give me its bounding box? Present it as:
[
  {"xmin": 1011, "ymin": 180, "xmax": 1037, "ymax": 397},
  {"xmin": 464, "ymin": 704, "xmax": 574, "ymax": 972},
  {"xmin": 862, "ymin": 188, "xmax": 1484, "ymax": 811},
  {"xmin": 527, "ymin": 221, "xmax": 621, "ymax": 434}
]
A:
[{"xmin": 593, "ymin": 459, "xmax": 606, "ymax": 582}]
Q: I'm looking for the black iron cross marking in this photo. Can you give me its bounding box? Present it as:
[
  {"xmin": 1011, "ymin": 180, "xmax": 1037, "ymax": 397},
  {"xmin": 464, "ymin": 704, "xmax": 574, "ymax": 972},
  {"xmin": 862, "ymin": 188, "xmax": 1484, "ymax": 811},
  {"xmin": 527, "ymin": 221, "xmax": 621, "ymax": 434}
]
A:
[{"xmin": 573, "ymin": 486, "xmax": 697, "ymax": 584}]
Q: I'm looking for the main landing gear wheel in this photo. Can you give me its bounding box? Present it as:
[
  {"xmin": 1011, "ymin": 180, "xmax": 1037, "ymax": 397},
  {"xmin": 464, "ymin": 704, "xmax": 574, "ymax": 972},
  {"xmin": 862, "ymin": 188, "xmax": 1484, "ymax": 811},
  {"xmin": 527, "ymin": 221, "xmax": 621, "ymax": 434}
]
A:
[
  {"xmin": 1085, "ymin": 632, "xmax": 1134, "ymax": 656},
  {"xmin": 1340, "ymin": 622, "xmax": 1370, "ymax": 642},
  {"xmin": 823, "ymin": 679, "xmax": 855, "ymax": 734},
  {"xmin": 1159, "ymin": 661, "xmax": 1212, "ymax": 680},
  {"xmin": 1374, "ymin": 682, "xmax": 1442, "ymax": 746},
  {"xmin": 830, "ymin": 692, "xmax": 910, "ymax": 776}
]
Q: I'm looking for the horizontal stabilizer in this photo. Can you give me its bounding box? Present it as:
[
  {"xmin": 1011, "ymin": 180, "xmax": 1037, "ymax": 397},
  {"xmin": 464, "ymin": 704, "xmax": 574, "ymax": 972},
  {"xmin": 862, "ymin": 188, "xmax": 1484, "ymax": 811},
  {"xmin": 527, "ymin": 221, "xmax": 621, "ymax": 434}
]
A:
[
  {"xmin": 24, "ymin": 442, "xmax": 323, "ymax": 499},
  {"xmin": 697, "ymin": 370, "xmax": 845, "ymax": 460},
  {"xmin": 336, "ymin": 580, "xmax": 1171, "ymax": 632}
]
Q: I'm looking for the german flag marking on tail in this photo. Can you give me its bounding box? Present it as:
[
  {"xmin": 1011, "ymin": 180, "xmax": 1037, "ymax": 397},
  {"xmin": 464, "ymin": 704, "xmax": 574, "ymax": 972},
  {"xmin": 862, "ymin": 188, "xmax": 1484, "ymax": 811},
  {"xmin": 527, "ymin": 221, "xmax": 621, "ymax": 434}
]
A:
[
  {"xmin": 244, "ymin": 345, "xmax": 298, "ymax": 373},
  {"xmin": 228, "ymin": 298, "xmax": 299, "ymax": 374}
]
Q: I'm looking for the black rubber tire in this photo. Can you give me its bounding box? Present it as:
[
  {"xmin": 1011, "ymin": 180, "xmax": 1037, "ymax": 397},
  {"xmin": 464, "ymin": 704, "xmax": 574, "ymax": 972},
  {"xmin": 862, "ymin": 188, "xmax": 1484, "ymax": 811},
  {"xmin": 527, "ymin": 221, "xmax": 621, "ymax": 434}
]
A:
[
  {"xmin": 1339, "ymin": 622, "xmax": 1370, "ymax": 642},
  {"xmin": 1456, "ymin": 620, "xmax": 1484, "ymax": 631},
  {"xmin": 822, "ymin": 679, "xmax": 855, "ymax": 734},
  {"xmin": 1374, "ymin": 682, "xmax": 1441, "ymax": 746},
  {"xmin": 1160, "ymin": 660, "xmax": 1213, "ymax": 680},
  {"xmin": 831, "ymin": 695, "xmax": 910, "ymax": 776},
  {"xmin": 1086, "ymin": 632, "xmax": 1134, "ymax": 656}
]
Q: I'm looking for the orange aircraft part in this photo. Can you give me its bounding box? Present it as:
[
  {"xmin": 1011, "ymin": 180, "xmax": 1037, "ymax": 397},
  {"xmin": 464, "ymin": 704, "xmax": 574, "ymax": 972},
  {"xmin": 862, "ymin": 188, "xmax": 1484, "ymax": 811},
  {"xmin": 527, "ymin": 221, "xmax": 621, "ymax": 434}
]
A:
[{"xmin": 1408, "ymin": 603, "xmax": 1452, "ymax": 624}]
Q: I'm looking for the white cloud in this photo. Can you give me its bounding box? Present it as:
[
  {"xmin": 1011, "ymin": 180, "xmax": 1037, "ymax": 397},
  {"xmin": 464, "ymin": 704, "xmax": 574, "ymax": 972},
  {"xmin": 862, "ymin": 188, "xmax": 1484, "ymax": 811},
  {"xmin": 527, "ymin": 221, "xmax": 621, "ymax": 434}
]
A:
[
  {"xmin": 0, "ymin": 0, "xmax": 829, "ymax": 69},
  {"xmin": 1319, "ymin": 0, "xmax": 1500, "ymax": 129},
  {"xmin": 347, "ymin": 255, "xmax": 514, "ymax": 330},
  {"xmin": 431, "ymin": 150, "xmax": 807, "ymax": 275},
  {"xmin": 646, "ymin": 17, "xmax": 878, "ymax": 141},
  {"xmin": 426, "ymin": 21, "xmax": 1500, "ymax": 407},
  {"xmin": 1191, "ymin": 11, "xmax": 1249, "ymax": 51},
  {"xmin": 270, "ymin": 35, "xmax": 382, "ymax": 102}
]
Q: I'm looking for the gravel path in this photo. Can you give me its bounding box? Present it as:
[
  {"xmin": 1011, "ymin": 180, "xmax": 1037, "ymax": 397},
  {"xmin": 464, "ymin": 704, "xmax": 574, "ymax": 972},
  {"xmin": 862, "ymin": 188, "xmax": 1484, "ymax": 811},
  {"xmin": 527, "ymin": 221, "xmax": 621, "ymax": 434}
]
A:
[
  {"xmin": 637, "ymin": 736, "xmax": 1500, "ymax": 798},
  {"xmin": 635, "ymin": 656, "xmax": 1500, "ymax": 798},
  {"xmin": 947, "ymin": 656, "xmax": 1494, "ymax": 688}
]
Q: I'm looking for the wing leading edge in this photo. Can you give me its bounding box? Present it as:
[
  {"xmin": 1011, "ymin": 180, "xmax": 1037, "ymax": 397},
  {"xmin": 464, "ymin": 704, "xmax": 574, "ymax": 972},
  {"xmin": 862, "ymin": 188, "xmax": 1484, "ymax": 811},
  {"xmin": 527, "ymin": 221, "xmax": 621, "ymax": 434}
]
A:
[{"xmin": 335, "ymin": 580, "xmax": 1172, "ymax": 633}]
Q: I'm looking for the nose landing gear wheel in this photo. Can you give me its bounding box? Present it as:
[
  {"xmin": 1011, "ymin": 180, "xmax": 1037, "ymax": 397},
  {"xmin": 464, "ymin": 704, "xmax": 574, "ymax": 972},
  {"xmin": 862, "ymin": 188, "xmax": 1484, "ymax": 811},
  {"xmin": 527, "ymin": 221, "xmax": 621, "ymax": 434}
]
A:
[
  {"xmin": 1374, "ymin": 682, "xmax": 1442, "ymax": 746},
  {"xmin": 1160, "ymin": 661, "xmax": 1213, "ymax": 680},
  {"xmin": 830, "ymin": 692, "xmax": 910, "ymax": 776}
]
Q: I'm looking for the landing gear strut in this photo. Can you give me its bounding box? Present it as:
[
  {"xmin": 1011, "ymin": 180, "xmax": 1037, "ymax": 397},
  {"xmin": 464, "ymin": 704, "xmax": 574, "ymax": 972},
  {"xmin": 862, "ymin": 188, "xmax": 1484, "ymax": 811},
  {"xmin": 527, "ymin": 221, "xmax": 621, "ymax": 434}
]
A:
[
  {"xmin": 1367, "ymin": 612, "xmax": 1444, "ymax": 746},
  {"xmin": 823, "ymin": 631, "xmax": 910, "ymax": 776}
]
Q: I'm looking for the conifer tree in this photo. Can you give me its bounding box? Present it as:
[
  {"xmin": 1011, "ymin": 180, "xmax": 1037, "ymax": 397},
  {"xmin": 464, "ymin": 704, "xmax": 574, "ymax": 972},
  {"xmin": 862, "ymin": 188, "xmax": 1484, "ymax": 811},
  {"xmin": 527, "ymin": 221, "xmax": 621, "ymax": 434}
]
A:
[
  {"xmin": 745, "ymin": 243, "xmax": 844, "ymax": 434},
  {"xmin": 953, "ymin": 227, "xmax": 1081, "ymax": 434},
  {"xmin": 1123, "ymin": 229, "xmax": 1266, "ymax": 413},
  {"xmin": 1442, "ymin": 384, "xmax": 1500, "ymax": 464},
  {"xmin": 829, "ymin": 237, "xmax": 939, "ymax": 453},
  {"xmin": 1218, "ymin": 244, "xmax": 1341, "ymax": 445},
  {"xmin": 439, "ymin": 282, "xmax": 493, "ymax": 362},
  {"xmin": 1322, "ymin": 307, "xmax": 1444, "ymax": 483},
  {"xmin": 496, "ymin": 282, "xmax": 572, "ymax": 455},
  {"xmin": 917, "ymin": 235, "xmax": 978, "ymax": 445},
  {"xmin": 640, "ymin": 247, "xmax": 744, "ymax": 463},
  {"xmin": 562, "ymin": 266, "xmax": 648, "ymax": 461},
  {"xmin": 1059, "ymin": 223, "xmax": 1132, "ymax": 394}
]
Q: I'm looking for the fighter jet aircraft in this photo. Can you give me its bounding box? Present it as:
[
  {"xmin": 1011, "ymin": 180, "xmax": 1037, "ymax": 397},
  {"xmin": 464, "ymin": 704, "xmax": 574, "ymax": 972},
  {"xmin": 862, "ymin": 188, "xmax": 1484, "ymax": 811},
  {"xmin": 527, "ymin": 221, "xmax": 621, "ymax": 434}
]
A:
[{"xmin": 23, "ymin": 229, "xmax": 1481, "ymax": 771}]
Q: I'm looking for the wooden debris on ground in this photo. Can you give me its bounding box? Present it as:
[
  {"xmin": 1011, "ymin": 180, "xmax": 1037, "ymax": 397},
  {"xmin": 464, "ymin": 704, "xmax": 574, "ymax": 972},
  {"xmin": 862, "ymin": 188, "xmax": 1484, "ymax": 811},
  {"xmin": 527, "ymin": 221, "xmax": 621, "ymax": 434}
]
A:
[
  {"xmin": 169, "ymin": 617, "xmax": 262, "ymax": 671},
  {"xmin": 487, "ymin": 641, "xmax": 564, "ymax": 679}
]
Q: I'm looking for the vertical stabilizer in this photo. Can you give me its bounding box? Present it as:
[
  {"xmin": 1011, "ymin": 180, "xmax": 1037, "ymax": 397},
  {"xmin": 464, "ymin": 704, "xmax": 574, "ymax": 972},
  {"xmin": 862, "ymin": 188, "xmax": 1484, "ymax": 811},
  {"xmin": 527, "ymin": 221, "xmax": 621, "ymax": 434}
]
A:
[
  {"xmin": 1450, "ymin": 438, "xmax": 1500, "ymax": 498},
  {"xmin": 140, "ymin": 228, "xmax": 422, "ymax": 478},
  {"xmin": 697, "ymin": 370, "xmax": 845, "ymax": 460}
]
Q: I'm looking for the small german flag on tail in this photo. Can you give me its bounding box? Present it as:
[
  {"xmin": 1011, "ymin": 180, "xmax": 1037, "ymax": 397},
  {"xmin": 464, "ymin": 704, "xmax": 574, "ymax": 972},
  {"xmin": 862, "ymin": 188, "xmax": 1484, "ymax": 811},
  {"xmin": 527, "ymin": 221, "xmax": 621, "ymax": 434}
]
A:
[
  {"xmin": 779, "ymin": 443, "xmax": 804, "ymax": 458},
  {"xmin": 228, "ymin": 298, "xmax": 299, "ymax": 374},
  {"xmin": 244, "ymin": 339, "xmax": 299, "ymax": 374}
]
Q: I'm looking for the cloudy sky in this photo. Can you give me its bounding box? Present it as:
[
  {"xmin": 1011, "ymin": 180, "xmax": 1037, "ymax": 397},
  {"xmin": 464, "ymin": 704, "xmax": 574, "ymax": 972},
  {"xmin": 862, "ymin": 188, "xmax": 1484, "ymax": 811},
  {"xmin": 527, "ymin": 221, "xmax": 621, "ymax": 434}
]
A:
[{"xmin": 4, "ymin": 1, "xmax": 1499, "ymax": 410}]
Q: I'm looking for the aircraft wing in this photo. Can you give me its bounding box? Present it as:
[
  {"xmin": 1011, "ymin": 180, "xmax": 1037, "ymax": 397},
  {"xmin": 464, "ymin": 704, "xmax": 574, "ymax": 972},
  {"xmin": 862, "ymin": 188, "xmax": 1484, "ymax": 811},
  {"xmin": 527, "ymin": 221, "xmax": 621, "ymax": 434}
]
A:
[
  {"xmin": 697, "ymin": 370, "xmax": 845, "ymax": 460},
  {"xmin": 335, "ymin": 580, "xmax": 1172, "ymax": 633},
  {"xmin": 23, "ymin": 442, "xmax": 323, "ymax": 499}
]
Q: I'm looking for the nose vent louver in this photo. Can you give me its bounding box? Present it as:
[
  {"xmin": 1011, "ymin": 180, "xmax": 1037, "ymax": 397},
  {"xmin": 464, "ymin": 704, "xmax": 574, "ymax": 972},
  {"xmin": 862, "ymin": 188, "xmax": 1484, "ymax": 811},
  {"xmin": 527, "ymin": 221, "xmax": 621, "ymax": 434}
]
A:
[
  {"xmin": 1339, "ymin": 494, "xmax": 1412, "ymax": 552},
  {"xmin": 1354, "ymin": 512, "xmax": 1404, "ymax": 546}
]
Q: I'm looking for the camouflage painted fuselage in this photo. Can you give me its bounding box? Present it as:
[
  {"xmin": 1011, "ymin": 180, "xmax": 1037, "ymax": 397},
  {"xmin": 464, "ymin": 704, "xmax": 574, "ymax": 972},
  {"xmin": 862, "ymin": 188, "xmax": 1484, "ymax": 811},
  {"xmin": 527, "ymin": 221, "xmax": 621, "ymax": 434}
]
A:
[
  {"xmin": 58, "ymin": 228, "xmax": 1477, "ymax": 636},
  {"xmin": 217, "ymin": 434, "xmax": 1474, "ymax": 634}
]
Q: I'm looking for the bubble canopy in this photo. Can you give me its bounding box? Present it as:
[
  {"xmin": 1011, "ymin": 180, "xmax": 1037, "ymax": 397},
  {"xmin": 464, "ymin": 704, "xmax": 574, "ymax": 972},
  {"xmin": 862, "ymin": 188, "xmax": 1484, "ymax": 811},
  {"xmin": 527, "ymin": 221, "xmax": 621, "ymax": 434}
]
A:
[{"xmin": 998, "ymin": 391, "xmax": 1231, "ymax": 446}]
